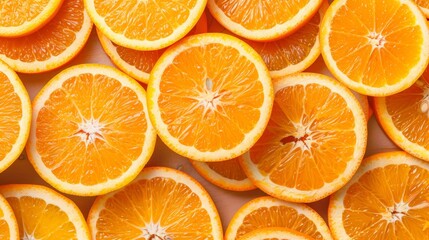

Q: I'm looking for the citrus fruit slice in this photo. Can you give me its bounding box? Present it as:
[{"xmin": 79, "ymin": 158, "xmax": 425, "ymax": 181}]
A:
[
  {"xmin": 373, "ymin": 77, "xmax": 429, "ymax": 161},
  {"xmin": 97, "ymin": 12, "xmax": 208, "ymax": 84},
  {"xmin": 416, "ymin": 0, "xmax": 429, "ymax": 17},
  {"xmin": 0, "ymin": 184, "xmax": 90, "ymax": 239},
  {"xmin": 87, "ymin": 167, "xmax": 223, "ymax": 239},
  {"xmin": 0, "ymin": 0, "xmax": 64, "ymax": 37},
  {"xmin": 190, "ymin": 155, "xmax": 256, "ymax": 191},
  {"xmin": 26, "ymin": 64, "xmax": 157, "ymax": 196},
  {"xmin": 225, "ymin": 196, "xmax": 333, "ymax": 240},
  {"xmin": 85, "ymin": 0, "xmax": 207, "ymax": 50},
  {"xmin": 207, "ymin": 0, "xmax": 323, "ymax": 41},
  {"xmin": 147, "ymin": 33, "xmax": 273, "ymax": 162},
  {"xmin": 240, "ymin": 73, "xmax": 367, "ymax": 203},
  {"xmin": 329, "ymin": 151, "xmax": 429, "ymax": 239},
  {"xmin": 0, "ymin": 194, "xmax": 18, "ymax": 240},
  {"xmin": 0, "ymin": 0, "xmax": 93, "ymax": 73},
  {"xmin": 320, "ymin": 0, "xmax": 429, "ymax": 96},
  {"xmin": 240, "ymin": 227, "xmax": 315, "ymax": 240},
  {"xmin": 0, "ymin": 60, "xmax": 31, "ymax": 173}
]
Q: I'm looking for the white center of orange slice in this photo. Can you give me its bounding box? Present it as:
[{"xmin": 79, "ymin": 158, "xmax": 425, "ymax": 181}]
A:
[
  {"xmin": 141, "ymin": 222, "xmax": 170, "ymax": 240},
  {"xmin": 367, "ymin": 32, "xmax": 386, "ymax": 49},
  {"xmin": 23, "ymin": 232, "xmax": 36, "ymax": 240},
  {"xmin": 420, "ymin": 85, "xmax": 429, "ymax": 115},
  {"xmin": 76, "ymin": 118, "xmax": 105, "ymax": 146}
]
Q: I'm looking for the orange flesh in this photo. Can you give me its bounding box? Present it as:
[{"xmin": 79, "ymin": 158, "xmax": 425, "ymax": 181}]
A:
[
  {"xmin": 0, "ymin": 0, "xmax": 84, "ymax": 62},
  {"xmin": 95, "ymin": 177, "xmax": 214, "ymax": 239},
  {"xmin": 0, "ymin": 72, "xmax": 22, "ymax": 161},
  {"xmin": 250, "ymin": 84, "xmax": 356, "ymax": 190},
  {"xmin": 158, "ymin": 43, "xmax": 264, "ymax": 152},
  {"xmin": 36, "ymin": 74, "xmax": 147, "ymax": 185},
  {"xmin": 384, "ymin": 78, "xmax": 429, "ymax": 149},
  {"xmin": 0, "ymin": 0, "xmax": 53, "ymax": 27},
  {"xmin": 328, "ymin": 0, "xmax": 424, "ymax": 87},
  {"xmin": 415, "ymin": 0, "xmax": 429, "ymax": 10},
  {"xmin": 342, "ymin": 164, "xmax": 429, "ymax": 239},
  {"xmin": 206, "ymin": 157, "xmax": 248, "ymax": 181},
  {"xmin": 0, "ymin": 209, "xmax": 10, "ymax": 240},
  {"xmin": 94, "ymin": 0, "xmax": 197, "ymax": 40}
]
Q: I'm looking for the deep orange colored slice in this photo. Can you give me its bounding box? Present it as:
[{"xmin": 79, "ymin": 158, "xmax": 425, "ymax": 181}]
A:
[
  {"xmin": 0, "ymin": 194, "xmax": 18, "ymax": 240},
  {"xmin": 416, "ymin": 0, "xmax": 429, "ymax": 17}
]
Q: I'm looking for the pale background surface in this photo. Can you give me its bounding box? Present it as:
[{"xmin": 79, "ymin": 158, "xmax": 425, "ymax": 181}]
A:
[{"xmin": 0, "ymin": 29, "xmax": 399, "ymax": 230}]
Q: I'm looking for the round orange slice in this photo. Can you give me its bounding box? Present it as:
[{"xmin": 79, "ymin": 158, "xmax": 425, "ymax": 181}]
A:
[
  {"xmin": 320, "ymin": 0, "xmax": 429, "ymax": 96},
  {"xmin": 87, "ymin": 167, "xmax": 223, "ymax": 239},
  {"xmin": 207, "ymin": 0, "xmax": 323, "ymax": 41},
  {"xmin": 0, "ymin": 184, "xmax": 90, "ymax": 239},
  {"xmin": 416, "ymin": 0, "xmax": 429, "ymax": 17},
  {"xmin": 0, "ymin": 0, "xmax": 93, "ymax": 73},
  {"xmin": 0, "ymin": 60, "xmax": 31, "ymax": 173},
  {"xmin": 240, "ymin": 227, "xmax": 315, "ymax": 240},
  {"xmin": 0, "ymin": 194, "xmax": 18, "ymax": 240},
  {"xmin": 225, "ymin": 196, "xmax": 333, "ymax": 240},
  {"xmin": 240, "ymin": 73, "xmax": 367, "ymax": 203},
  {"xmin": 190, "ymin": 155, "xmax": 256, "ymax": 191},
  {"xmin": 84, "ymin": 0, "xmax": 207, "ymax": 50},
  {"xmin": 329, "ymin": 151, "xmax": 429, "ymax": 239},
  {"xmin": 26, "ymin": 64, "xmax": 157, "ymax": 196},
  {"xmin": 147, "ymin": 33, "xmax": 273, "ymax": 162},
  {"xmin": 373, "ymin": 77, "xmax": 429, "ymax": 161},
  {"xmin": 0, "ymin": 0, "xmax": 64, "ymax": 37}
]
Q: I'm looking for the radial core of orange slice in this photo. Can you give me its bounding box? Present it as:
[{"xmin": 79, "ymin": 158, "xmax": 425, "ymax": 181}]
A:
[
  {"xmin": 240, "ymin": 73, "xmax": 367, "ymax": 203},
  {"xmin": 329, "ymin": 151, "xmax": 429, "ymax": 239},
  {"xmin": 320, "ymin": 0, "xmax": 429, "ymax": 96},
  {"xmin": 0, "ymin": 194, "xmax": 18, "ymax": 240},
  {"xmin": 148, "ymin": 33, "xmax": 273, "ymax": 162},
  {"xmin": 0, "ymin": 0, "xmax": 93, "ymax": 73},
  {"xmin": 87, "ymin": 167, "xmax": 223, "ymax": 239},
  {"xmin": 85, "ymin": 0, "xmax": 207, "ymax": 50},
  {"xmin": 26, "ymin": 64, "xmax": 157, "ymax": 196}
]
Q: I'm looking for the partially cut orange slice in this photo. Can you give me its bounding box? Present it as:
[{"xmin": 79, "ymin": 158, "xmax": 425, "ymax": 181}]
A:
[{"xmin": 0, "ymin": 194, "xmax": 18, "ymax": 240}]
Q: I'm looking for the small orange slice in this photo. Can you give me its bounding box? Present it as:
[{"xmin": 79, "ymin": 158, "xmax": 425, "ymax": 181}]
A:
[
  {"xmin": 225, "ymin": 196, "xmax": 333, "ymax": 240},
  {"xmin": 26, "ymin": 64, "xmax": 157, "ymax": 196},
  {"xmin": 329, "ymin": 151, "xmax": 429, "ymax": 239},
  {"xmin": 415, "ymin": 0, "xmax": 429, "ymax": 17},
  {"xmin": 240, "ymin": 227, "xmax": 315, "ymax": 240},
  {"xmin": 148, "ymin": 33, "xmax": 273, "ymax": 162},
  {"xmin": 0, "ymin": 0, "xmax": 93, "ymax": 73},
  {"xmin": 0, "ymin": 194, "xmax": 18, "ymax": 240},
  {"xmin": 87, "ymin": 167, "xmax": 223, "ymax": 239}
]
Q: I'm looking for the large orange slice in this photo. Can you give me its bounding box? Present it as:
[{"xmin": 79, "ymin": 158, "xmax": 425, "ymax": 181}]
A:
[
  {"xmin": 87, "ymin": 167, "xmax": 223, "ymax": 239},
  {"xmin": 85, "ymin": 0, "xmax": 207, "ymax": 50},
  {"xmin": 240, "ymin": 73, "xmax": 367, "ymax": 203},
  {"xmin": 26, "ymin": 64, "xmax": 157, "ymax": 196},
  {"xmin": 207, "ymin": 0, "xmax": 323, "ymax": 41},
  {"xmin": 240, "ymin": 227, "xmax": 315, "ymax": 240},
  {"xmin": 147, "ymin": 33, "xmax": 273, "ymax": 162},
  {"xmin": 225, "ymin": 196, "xmax": 333, "ymax": 240},
  {"xmin": 320, "ymin": 0, "xmax": 429, "ymax": 96},
  {"xmin": 0, "ymin": 0, "xmax": 93, "ymax": 73},
  {"xmin": 415, "ymin": 0, "xmax": 429, "ymax": 17},
  {"xmin": 0, "ymin": 60, "xmax": 31, "ymax": 173},
  {"xmin": 329, "ymin": 151, "xmax": 429, "ymax": 239},
  {"xmin": 0, "ymin": 194, "xmax": 18, "ymax": 240}
]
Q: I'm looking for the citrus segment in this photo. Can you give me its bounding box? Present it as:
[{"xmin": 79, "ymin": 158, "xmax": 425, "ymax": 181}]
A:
[
  {"xmin": 0, "ymin": 194, "xmax": 18, "ymax": 240},
  {"xmin": 415, "ymin": 0, "xmax": 429, "ymax": 17},
  {"xmin": 87, "ymin": 167, "xmax": 223, "ymax": 239},
  {"xmin": 240, "ymin": 227, "xmax": 315, "ymax": 240}
]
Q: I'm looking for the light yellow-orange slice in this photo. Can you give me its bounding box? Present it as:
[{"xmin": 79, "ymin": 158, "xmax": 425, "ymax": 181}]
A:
[
  {"xmin": 87, "ymin": 167, "xmax": 223, "ymax": 239},
  {"xmin": 0, "ymin": 60, "xmax": 31, "ymax": 173},
  {"xmin": 0, "ymin": 0, "xmax": 64, "ymax": 37},
  {"xmin": 190, "ymin": 155, "xmax": 256, "ymax": 191},
  {"xmin": 225, "ymin": 196, "xmax": 333, "ymax": 240},
  {"xmin": 26, "ymin": 64, "xmax": 157, "ymax": 196},
  {"xmin": 240, "ymin": 227, "xmax": 315, "ymax": 240},
  {"xmin": 148, "ymin": 33, "xmax": 273, "ymax": 162},
  {"xmin": 0, "ymin": 194, "xmax": 18, "ymax": 240},
  {"xmin": 0, "ymin": 184, "xmax": 90, "ymax": 239},
  {"xmin": 207, "ymin": 0, "xmax": 323, "ymax": 41},
  {"xmin": 84, "ymin": 0, "xmax": 207, "ymax": 50},
  {"xmin": 329, "ymin": 151, "xmax": 429, "ymax": 239},
  {"xmin": 0, "ymin": 0, "xmax": 93, "ymax": 73},
  {"xmin": 240, "ymin": 73, "xmax": 367, "ymax": 203},
  {"xmin": 320, "ymin": 0, "xmax": 429, "ymax": 96},
  {"xmin": 415, "ymin": 0, "xmax": 429, "ymax": 17}
]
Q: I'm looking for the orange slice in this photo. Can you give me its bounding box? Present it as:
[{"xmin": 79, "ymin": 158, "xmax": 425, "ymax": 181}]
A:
[
  {"xmin": 0, "ymin": 194, "xmax": 18, "ymax": 240},
  {"xmin": 0, "ymin": 0, "xmax": 93, "ymax": 73},
  {"xmin": 85, "ymin": 0, "xmax": 207, "ymax": 50},
  {"xmin": 320, "ymin": 0, "xmax": 429, "ymax": 96},
  {"xmin": 87, "ymin": 167, "xmax": 223, "ymax": 239},
  {"xmin": 240, "ymin": 73, "xmax": 367, "ymax": 203},
  {"xmin": 97, "ymin": 12, "xmax": 208, "ymax": 84},
  {"xmin": 240, "ymin": 227, "xmax": 315, "ymax": 240},
  {"xmin": 147, "ymin": 33, "xmax": 273, "ymax": 162},
  {"xmin": 0, "ymin": 184, "xmax": 90, "ymax": 239},
  {"xmin": 0, "ymin": 60, "xmax": 31, "ymax": 173},
  {"xmin": 416, "ymin": 0, "xmax": 429, "ymax": 17},
  {"xmin": 225, "ymin": 196, "xmax": 333, "ymax": 240},
  {"xmin": 373, "ymin": 77, "xmax": 429, "ymax": 161},
  {"xmin": 329, "ymin": 151, "xmax": 429, "ymax": 239},
  {"xmin": 207, "ymin": 0, "xmax": 323, "ymax": 41},
  {"xmin": 0, "ymin": 0, "xmax": 64, "ymax": 37},
  {"xmin": 190, "ymin": 155, "xmax": 256, "ymax": 191},
  {"xmin": 26, "ymin": 64, "xmax": 157, "ymax": 196}
]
